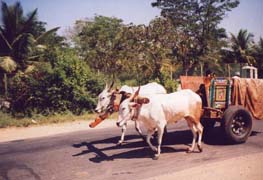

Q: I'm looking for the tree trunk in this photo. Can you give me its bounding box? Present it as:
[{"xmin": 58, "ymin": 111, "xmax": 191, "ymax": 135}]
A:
[{"xmin": 4, "ymin": 73, "xmax": 8, "ymax": 97}]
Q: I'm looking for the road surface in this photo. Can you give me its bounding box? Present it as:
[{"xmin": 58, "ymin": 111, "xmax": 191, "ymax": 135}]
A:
[{"xmin": 0, "ymin": 120, "xmax": 263, "ymax": 180}]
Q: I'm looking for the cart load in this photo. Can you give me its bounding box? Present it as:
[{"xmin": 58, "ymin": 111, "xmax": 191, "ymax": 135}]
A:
[{"xmin": 180, "ymin": 76, "xmax": 263, "ymax": 144}]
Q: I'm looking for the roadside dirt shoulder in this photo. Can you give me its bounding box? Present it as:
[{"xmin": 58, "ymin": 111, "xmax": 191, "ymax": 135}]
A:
[
  {"xmin": 146, "ymin": 152, "xmax": 263, "ymax": 180},
  {"xmin": 0, "ymin": 120, "xmax": 115, "ymax": 143}
]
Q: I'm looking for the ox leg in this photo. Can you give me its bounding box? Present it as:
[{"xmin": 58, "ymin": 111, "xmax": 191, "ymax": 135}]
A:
[
  {"xmin": 196, "ymin": 122, "xmax": 203, "ymax": 152},
  {"xmin": 185, "ymin": 118, "xmax": 197, "ymax": 153},
  {"xmin": 135, "ymin": 121, "xmax": 145, "ymax": 142},
  {"xmin": 146, "ymin": 129, "xmax": 157, "ymax": 153},
  {"xmin": 188, "ymin": 125, "xmax": 197, "ymax": 153},
  {"xmin": 118, "ymin": 123, "xmax": 127, "ymax": 145},
  {"xmin": 153, "ymin": 126, "xmax": 164, "ymax": 160}
]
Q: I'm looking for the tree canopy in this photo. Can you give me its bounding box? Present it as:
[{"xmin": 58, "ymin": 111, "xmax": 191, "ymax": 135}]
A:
[{"xmin": 152, "ymin": 0, "xmax": 239, "ymax": 75}]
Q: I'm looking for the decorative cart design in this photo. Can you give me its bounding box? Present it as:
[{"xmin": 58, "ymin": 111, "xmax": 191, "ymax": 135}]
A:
[{"xmin": 180, "ymin": 75, "xmax": 263, "ymax": 144}]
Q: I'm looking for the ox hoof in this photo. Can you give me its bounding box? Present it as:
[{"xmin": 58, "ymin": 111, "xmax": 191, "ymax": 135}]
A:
[
  {"xmin": 152, "ymin": 155, "xmax": 159, "ymax": 160},
  {"xmin": 117, "ymin": 141, "xmax": 124, "ymax": 146},
  {"xmin": 186, "ymin": 148, "xmax": 194, "ymax": 153},
  {"xmin": 197, "ymin": 145, "xmax": 203, "ymax": 152}
]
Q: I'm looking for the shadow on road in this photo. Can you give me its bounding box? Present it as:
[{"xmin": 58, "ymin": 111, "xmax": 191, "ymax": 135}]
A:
[
  {"xmin": 72, "ymin": 129, "xmax": 201, "ymax": 162},
  {"xmin": 203, "ymin": 126, "xmax": 263, "ymax": 145},
  {"xmin": 72, "ymin": 126, "xmax": 262, "ymax": 163}
]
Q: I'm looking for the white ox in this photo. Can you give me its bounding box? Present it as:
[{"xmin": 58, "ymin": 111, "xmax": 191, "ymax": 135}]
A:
[
  {"xmin": 117, "ymin": 88, "xmax": 203, "ymax": 159},
  {"xmin": 95, "ymin": 82, "xmax": 167, "ymax": 144}
]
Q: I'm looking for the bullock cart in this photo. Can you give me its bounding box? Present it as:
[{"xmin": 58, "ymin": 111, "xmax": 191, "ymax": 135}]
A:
[{"xmin": 180, "ymin": 76, "xmax": 263, "ymax": 144}]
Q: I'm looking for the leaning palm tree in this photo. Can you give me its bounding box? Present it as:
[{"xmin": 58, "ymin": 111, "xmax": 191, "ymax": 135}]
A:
[
  {"xmin": 230, "ymin": 29, "xmax": 255, "ymax": 69},
  {"xmin": 0, "ymin": 1, "xmax": 59, "ymax": 70},
  {"xmin": 0, "ymin": 1, "xmax": 37, "ymax": 69},
  {"xmin": 0, "ymin": 1, "xmax": 59, "ymax": 97}
]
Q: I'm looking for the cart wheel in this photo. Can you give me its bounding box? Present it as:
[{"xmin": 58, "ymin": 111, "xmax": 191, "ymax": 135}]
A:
[{"xmin": 221, "ymin": 105, "xmax": 252, "ymax": 144}]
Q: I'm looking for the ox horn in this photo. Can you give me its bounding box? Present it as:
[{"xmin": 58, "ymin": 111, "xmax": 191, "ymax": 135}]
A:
[
  {"xmin": 130, "ymin": 86, "xmax": 140, "ymax": 102},
  {"xmin": 107, "ymin": 81, "xmax": 114, "ymax": 92},
  {"xmin": 104, "ymin": 82, "xmax": 109, "ymax": 90}
]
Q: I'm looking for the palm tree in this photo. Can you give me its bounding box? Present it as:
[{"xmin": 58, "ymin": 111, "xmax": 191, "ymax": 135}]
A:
[
  {"xmin": 253, "ymin": 38, "xmax": 263, "ymax": 78},
  {"xmin": 0, "ymin": 1, "xmax": 37, "ymax": 69},
  {"xmin": 230, "ymin": 29, "xmax": 255, "ymax": 71},
  {"xmin": 0, "ymin": 1, "xmax": 59, "ymax": 97},
  {"xmin": 0, "ymin": 1, "xmax": 59, "ymax": 70}
]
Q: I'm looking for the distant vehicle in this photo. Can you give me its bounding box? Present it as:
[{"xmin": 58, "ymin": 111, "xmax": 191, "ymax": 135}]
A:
[{"xmin": 241, "ymin": 65, "xmax": 258, "ymax": 79}]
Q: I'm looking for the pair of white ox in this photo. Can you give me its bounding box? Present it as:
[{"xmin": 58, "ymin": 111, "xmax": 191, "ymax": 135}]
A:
[
  {"xmin": 95, "ymin": 82, "xmax": 203, "ymax": 159},
  {"xmin": 95, "ymin": 82, "xmax": 166, "ymax": 144}
]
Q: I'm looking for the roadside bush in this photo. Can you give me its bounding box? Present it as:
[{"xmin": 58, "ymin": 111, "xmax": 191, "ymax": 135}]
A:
[
  {"xmin": 152, "ymin": 70, "xmax": 178, "ymax": 93},
  {"xmin": 162, "ymin": 70, "xmax": 178, "ymax": 93},
  {"xmin": 9, "ymin": 49, "xmax": 104, "ymax": 117},
  {"xmin": 163, "ymin": 78, "xmax": 178, "ymax": 93}
]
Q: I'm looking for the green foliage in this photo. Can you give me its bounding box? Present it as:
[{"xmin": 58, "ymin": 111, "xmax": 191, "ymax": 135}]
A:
[
  {"xmin": 76, "ymin": 16, "xmax": 124, "ymax": 76},
  {"xmin": 0, "ymin": 1, "xmax": 41, "ymax": 68},
  {"xmin": 0, "ymin": 111, "xmax": 32, "ymax": 128},
  {"xmin": 230, "ymin": 29, "xmax": 255, "ymax": 65},
  {"xmin": 73, "ymin": 16, "xmax": 179, "ymax": 83},
  {"xmin": 163, "ymin": 78, "xmax": 178, "ymax": 93},
  {"xmin": 152, "ymin": 0, "xmax": 239, "ymax": 75},
  {"xmin": 162, "ymin": 71, "xmax": 178, "ymax": 93},
  {"xmin": 152, "ymin": 70, "xmax": 178, "ymax": 93},
  {"xmin": 253, "ymin": 38, "xmax": 263, "ymax": 78},
  {"xmin": 9, "ymin": 48, "xmax": 103, "ymax": 116},
  {"xmin": 52, "ymin": 49, "xmax": 103, "ymax": 114}
]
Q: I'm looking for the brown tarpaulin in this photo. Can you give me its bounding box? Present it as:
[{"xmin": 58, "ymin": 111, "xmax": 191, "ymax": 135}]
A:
[
  {"xmin": 180, "ymin": 76, "xmax": 205, "ymax": 92},
  {"xmin": 180, "ymin": 76, "xmax": 212, "ymax": 107},
  {"xmin": 231, "ymin": 78, "xmax": 263, "ymax": 120}
]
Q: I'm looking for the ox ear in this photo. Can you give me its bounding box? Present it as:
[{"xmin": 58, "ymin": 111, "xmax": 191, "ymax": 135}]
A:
[{"xmin": 137, "ymin": 97, "xmax": 150, "ymax": 104}]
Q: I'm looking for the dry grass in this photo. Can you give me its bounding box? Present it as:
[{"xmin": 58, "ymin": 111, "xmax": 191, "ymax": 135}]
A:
[{"xmin": 0, "ymin": 112, "xmax": 116, "ymax": 128}]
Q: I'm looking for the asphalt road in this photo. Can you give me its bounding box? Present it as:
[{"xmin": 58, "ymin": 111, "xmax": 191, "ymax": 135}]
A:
[{"xmin": 0, "ymin": 120, "xmax": 263, "ymax": 180}]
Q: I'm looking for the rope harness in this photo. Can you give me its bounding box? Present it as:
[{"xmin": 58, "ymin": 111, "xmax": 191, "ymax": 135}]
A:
[{"xmin": 106, "ymin": 92, "xmax": 123, "ymax": 114}]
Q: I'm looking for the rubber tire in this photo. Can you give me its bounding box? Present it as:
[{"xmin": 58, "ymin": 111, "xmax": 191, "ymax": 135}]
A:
[{"xmin": 221, "ymin": 105, "xmax": 252, "ymax": 144}]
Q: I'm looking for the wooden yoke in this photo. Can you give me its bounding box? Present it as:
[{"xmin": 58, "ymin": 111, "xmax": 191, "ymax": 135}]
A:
[
  {"xmin": 89, "ymin": 112, "xmax": 110, "ymax": 128},
  {"xmin": 89, "ymin": 92, "xmax": 124, "ymax": 128}
]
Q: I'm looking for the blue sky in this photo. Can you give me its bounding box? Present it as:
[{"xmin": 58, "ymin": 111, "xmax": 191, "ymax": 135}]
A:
[{"xmin": 1, "ymin": 0, "xmax": 263, "ymax": 41}]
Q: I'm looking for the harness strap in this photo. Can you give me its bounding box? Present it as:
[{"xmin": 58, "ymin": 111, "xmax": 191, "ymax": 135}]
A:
[
  {"xmin": 106, "ymin": 100, "xmax": 119, "ymax": 113},
  {"xmin": 106, "ymin": 92, "xmax": 122, "ymax": 113},
  {"xmin": 131, "ymin": 103, "xmax": 141, "ymax": 121}
]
